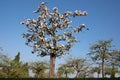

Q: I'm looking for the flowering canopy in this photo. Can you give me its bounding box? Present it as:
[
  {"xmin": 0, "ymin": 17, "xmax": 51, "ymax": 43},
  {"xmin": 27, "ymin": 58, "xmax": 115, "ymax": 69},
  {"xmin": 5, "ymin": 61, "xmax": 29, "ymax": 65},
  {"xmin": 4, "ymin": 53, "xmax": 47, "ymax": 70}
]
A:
[{"xmin": 20, "ymin": 2, "xmax": 88, "ymax": 57}]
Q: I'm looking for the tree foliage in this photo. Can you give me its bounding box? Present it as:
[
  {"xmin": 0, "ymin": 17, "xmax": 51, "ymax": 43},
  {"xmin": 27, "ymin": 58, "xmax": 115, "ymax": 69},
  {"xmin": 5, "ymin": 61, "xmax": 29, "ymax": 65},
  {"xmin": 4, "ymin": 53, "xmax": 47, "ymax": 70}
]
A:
[
  {"xmin": 30, "ymin": 61, "xmax": 49, "ymax": 78},
  {"xmin": 106, "ymin": 50, "xmax": 120, "ymax": 78},
  {"xmin": 20, "ymin": 2, "xmax": 88, "ymax": 57},
  {"xmin": 67, "ymin": 57, "xmax": 91, "ymax": 78},
  {"xmin": 90, "ymin": 63, "xmax": 101, "ymax": 78},
  {"xmin": 0, "ymin": 52, "xmax": 29, "ymax": 78},
  {"xmin": 57, "ymin": 63, "xmax": 74, "ymax": 78}
]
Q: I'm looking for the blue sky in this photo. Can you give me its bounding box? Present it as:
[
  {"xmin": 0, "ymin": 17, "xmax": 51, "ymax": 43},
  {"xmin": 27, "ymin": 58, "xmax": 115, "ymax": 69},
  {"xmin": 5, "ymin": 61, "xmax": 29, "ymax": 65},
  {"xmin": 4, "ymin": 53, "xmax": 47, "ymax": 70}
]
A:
[{"xmin": 0, "ymin": 0, "xmax": 120, "ymax": 65}]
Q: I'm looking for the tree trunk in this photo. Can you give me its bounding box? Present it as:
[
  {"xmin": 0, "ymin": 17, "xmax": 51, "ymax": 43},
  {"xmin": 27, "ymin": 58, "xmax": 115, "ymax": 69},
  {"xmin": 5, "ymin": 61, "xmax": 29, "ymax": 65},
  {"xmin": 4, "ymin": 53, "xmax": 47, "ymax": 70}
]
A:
[
  {"xmin": 65, "ymin": 72, "xmax": 68, "ymax": 78},
  {"xmin": 98, "ymin": 64, "xmax": 100, "ymax": 78},
  {"xmin": 84, "ymin": 74, "xmax": 86, "ymax": 78},
  {"xmin": 49, "ymin": 54, "xmax": 55, "ymax": 78},
  {"xmin": 35, "ymin": 73, "xmax": 40, "ymax": 78},
  {"xmin": 98, "ymin": 72, "xmax": 100, "ymax": 78},
  {"xmin": 49, "ymin": 35, "xmax": 57, "ymax": 78},
  {"xmin": 102, "ymin": 59, "xmax": 105, "ymax": 78},
  {"xmin": 76, "ymin": 71, "xmax": 79, "ymax": 78}
]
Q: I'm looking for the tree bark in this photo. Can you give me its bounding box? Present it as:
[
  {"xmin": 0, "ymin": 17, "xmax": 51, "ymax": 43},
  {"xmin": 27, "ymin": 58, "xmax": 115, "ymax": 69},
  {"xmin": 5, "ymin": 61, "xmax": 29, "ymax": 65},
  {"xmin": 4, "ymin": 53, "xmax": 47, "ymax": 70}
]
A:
[
  {"xmin": 102, "ymin": 59, "xmax": 105, "ymax": 78},
  {"xmin": 65, "ymin": 72, "xmax": 68, "ymax": 78},
  {"xmin": 76, "ymin": 71, "xmax": 79, "ymax": 78},
  {"xmin": 98, "ymin": 73, "xmax": 100, "ymax": 78},
  {"xmin": 98, "ymin": 64, "xmax": 100, "ymax": 78},
  {"xmin": 49, "ymin": 54, "xmax": 55, "ymax": 78},
  {"xmin": 49, "ymin": 35, "xmax": 57, "ymax": 78}
]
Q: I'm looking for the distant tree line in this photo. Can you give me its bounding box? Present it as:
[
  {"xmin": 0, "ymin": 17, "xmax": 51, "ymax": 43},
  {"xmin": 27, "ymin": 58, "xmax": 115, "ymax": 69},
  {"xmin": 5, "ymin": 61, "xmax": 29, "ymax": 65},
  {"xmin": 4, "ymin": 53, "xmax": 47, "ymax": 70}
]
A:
[{"xmin": 0, "ymin": 39, "xmax": 120, "ymax": 78}]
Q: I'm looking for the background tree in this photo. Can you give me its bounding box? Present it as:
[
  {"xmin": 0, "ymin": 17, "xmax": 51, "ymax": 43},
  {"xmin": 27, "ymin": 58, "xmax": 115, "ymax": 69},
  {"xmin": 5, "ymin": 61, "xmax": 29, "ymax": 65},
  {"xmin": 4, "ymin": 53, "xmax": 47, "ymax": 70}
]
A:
[
  {"xmin": 57, "ymin": 63, "xmax": 74, "ymax": 78},
  {"xmin": 105, "ymin": 66, "xmax": 119, "ymax": 78},
  {"xmin": 67, "ymin": 57, "xmax": 90, "ymax": 78},
  {"xmin": 11, "ymin": 52, "xmax": 29, "ymax": 78},
  {"xmin": 0, "ymin": 53, "xmax": 11, "ymax": 78},
  {"xmin": 30, "ymin": 61, "xmax": 49, "ymax": 78},
  {"xmin": 0, "ymin": 52, "xmax": 29, "ymax": 78},
  {"xmin": 90, "ymin": 64, "xmax": 101, "ymax": 78},
  {"xmin": 20, "ymin": 2, "xmax": 88, "ymax": 78},
  {"xmin": 88, "ymin": 39, "xmax": 112, "ymax": 78},
  {"xmin": 106, "ymin": 50, "xmax": 120, "ymax": 78}
]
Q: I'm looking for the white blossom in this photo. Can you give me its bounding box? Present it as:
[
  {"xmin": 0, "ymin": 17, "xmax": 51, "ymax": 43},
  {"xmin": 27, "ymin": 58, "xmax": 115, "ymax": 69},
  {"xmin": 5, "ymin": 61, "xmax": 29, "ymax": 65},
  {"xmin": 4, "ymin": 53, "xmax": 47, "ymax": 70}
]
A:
[
  {"xmin": 51, "ymin": 46, "xmax": 54, "ymax": 49},
  {"xmin": 25, "ymin": 20, "xmax": 30, "ymax": 26},
  {"xmin": 60, "ymin": 44, "xmax": 64, "ymax": 47},
  {"xmin": 60, "ymin": 14, "xmax": 64, "ymax": 19},
  {"xmin": 32, "ymin": 19, "xmax": 36, "ymax": 24},
  {"xmin": 41, "ymin": 2, "xmax": 45, "ymax": 5},
  {"xmin": 74, "ymin": 10, "xmax": 80, "ymax": 15},
  {"xmin": 64, "ymin": 11, "xmax": 72, "ymax": 17},
  {"xmin": 83, "ymin": 11, "xmax": 88, "ymax": 16},
  {"xmin": 80, "ymin": 24, "xmax": 85, "ymax": 27},
  {"xmin": 43, "ymin": 6, "xmax": 48, "ymax": 11},
  {"xmin": 53, "ymin": 23, "xmax": 58, "ymax": 27},
  {"xmin": 34, "ymin": 44, "xmax": 38, "ymax": 48},
  {"xmin": 28, "ymin": 29, "xmax": 33, "ymax": 32},
  {"xmin": 53, "ymin": 7, "xmax": 58, "ymax": 13},
  {"xmin": 40, "ymin": 37, "xmax": 45, "ymax": 42},
  {"xmin": 20, "ymin": 22, "xmax": 24, "ymax": 25},
  {"xmin": 48, "ymin": 14, "xmax": 52, "ymax": 18},
  {"xmin": 74, "ymin": 10, "xmax": 88, "ymax": 16}
]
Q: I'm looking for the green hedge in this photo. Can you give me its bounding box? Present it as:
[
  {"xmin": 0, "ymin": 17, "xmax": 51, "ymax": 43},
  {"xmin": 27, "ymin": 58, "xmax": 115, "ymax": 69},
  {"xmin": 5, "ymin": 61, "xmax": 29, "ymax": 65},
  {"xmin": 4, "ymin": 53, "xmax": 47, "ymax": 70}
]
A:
[{"xmin": 0, "ymin": 78, "xmax": 119, "ymax": 80}]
